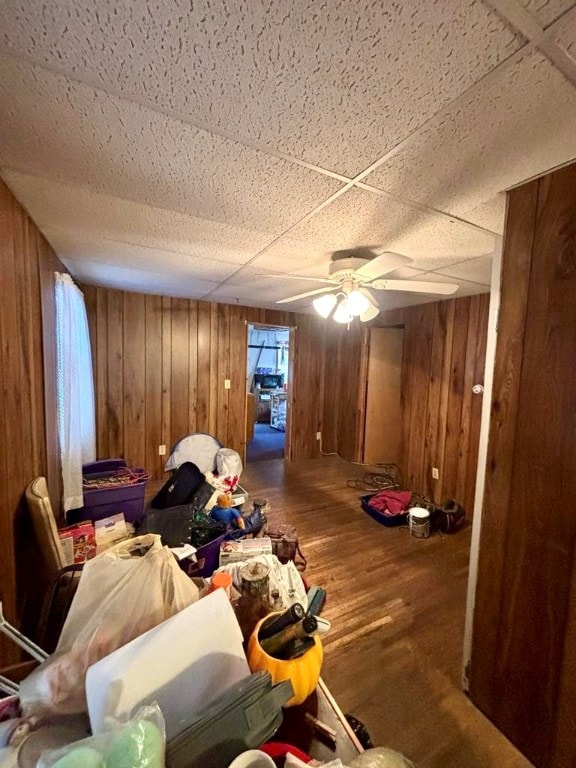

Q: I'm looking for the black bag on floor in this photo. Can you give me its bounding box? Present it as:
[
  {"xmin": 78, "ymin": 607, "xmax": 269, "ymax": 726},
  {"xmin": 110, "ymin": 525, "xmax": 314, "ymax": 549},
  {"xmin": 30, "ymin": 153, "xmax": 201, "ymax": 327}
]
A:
[
  {"xmin": 139, "ymin": 505, "xmax": 226, "ymax": 548},
  {"xmin": 150, "ymin": 462, "xmax": 206, "ymax": 509}
]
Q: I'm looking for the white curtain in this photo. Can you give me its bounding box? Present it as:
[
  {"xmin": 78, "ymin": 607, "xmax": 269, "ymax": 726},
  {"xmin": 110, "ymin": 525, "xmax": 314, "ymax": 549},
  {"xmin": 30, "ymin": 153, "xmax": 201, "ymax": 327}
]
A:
[{"xmin": 55, "ymin": 273, "xmax": 96, "ymax": 512}]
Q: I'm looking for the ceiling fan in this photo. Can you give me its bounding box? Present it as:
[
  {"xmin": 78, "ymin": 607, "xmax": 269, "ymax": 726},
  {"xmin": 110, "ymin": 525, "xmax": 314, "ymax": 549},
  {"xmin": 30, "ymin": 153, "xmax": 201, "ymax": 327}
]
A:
[{"xmin": 275, "ymin": 248, "xmax": 459, "ymax": 323}]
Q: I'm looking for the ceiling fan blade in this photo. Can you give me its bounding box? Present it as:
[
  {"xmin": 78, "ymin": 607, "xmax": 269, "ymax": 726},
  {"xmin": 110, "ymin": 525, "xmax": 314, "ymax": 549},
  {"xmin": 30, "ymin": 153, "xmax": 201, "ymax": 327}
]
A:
[
  {"xmin": 353, "ymin": 252, "xmax": 412, "ymax": 280},
  {"xmin": 358, "ymin": 286, "xmax": 379, "ymax": 309},
  {"xmin": 276, "ymin": 285, "xmax": 336, "ymax": 304},
  {"xmin": 260, "ymin": 274, "xmax": 337, "ymax": 285},
  {"xmin": 369, "ymin": 279, "xmax": 459, "ymax": 295}
]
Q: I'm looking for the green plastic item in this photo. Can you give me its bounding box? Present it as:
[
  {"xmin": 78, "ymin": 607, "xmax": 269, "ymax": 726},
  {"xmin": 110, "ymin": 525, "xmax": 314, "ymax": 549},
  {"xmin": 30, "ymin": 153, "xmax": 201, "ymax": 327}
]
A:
[
  {"xmin": 51, "ymin": 746, "xmax": 105, "ymax": 768},
  {"xmin": 106, "ymin": 719, "xmax": 164, "ymax": 768}
]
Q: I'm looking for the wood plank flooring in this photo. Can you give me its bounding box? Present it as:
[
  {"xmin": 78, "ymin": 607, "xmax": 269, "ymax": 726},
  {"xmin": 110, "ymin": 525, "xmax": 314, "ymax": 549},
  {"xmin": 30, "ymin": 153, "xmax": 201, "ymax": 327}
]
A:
[{"xmin": 241, "ymin": 456, "xmax": 533, "ymax": 768}]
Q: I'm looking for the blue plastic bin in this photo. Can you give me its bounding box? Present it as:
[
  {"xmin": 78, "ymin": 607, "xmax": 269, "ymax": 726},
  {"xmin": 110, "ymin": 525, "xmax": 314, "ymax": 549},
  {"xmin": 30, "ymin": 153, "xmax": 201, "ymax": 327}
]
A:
[{"xmin": 360, "ymin": 494, "xmax": 408, "ymax": 527}]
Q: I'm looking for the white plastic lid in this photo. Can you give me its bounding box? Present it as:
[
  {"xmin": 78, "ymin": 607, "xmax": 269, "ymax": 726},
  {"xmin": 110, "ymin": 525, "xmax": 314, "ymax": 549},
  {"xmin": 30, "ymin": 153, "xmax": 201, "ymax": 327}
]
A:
[{"xmin": 408, "ymin": 507, "xmax": 430, "ymax": 519}]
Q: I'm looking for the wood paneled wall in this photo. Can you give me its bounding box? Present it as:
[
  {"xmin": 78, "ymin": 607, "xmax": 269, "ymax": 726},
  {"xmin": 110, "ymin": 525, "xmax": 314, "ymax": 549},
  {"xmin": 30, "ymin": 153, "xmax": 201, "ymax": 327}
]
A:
[
  {"xmin": 470, "ymin": 164, "xmax": 576, "ymax": 767},
  {"xmin": 321, "ymin": 321, "xmax": 368, "ymax": 463},
  {"xmin": 321, "ymin": 294, "xmax": 490, "ymax": 516},
  {"xmin": 0, "ymin": 179, "xmax": 64, "ymax": 664},
  {"xmin": 394, "ymin": 294, "xmax": 489, "ymax": 515},
  {"xmin": 83, "ymin": 287, "xmax": 328, "ymax": 478}
]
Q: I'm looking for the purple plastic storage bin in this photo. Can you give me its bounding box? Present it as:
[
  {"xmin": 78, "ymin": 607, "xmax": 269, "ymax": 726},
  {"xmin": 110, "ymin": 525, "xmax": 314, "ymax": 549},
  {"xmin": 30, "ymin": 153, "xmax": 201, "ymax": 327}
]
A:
[
  {"xmin": 74, "ymin": 459, "xmax": 148, "ymax": 523},
  {"xmin": 180, "ymin": 532, "xmax": 228, "ymax": 578}
]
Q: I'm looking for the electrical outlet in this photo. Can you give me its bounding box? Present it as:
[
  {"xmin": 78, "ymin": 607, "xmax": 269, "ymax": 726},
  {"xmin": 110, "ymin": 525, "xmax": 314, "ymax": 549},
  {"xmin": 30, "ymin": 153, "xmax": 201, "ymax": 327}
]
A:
[
  {"xmin": 316, "ymin": 431, "xmax": 322, "ymax": 441},
  {"xmin": 158, "ymin": 445, "xmax": 166, "ymax": 456},
  {"xmin": 432, "ymin": 467, "xmax": 439, "ymax": 480},
  {"xmin": 224, "ymin": 379, "xmax": 231, "ymax": 390}
]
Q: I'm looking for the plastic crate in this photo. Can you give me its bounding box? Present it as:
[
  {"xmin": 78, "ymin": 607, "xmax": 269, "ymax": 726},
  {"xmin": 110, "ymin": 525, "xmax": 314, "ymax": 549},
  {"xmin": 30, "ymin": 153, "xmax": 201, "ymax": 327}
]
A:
[
  {"xmin": 181, "ymin": 533, "xmax": 228, "ymax": 578},
  {"xmin": 360, "ymin": 494, "xmax": 408, "ymax": 527},
  {"xmin": 71, "ymin": 459, "xmax": 148, "ymax": 524}
]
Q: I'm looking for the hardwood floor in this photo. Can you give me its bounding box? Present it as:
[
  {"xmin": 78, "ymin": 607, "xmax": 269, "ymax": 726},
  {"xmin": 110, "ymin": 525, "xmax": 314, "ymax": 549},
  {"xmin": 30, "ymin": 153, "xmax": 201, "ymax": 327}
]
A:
[{"xmin": 242, "ymin": 456, "xmax": 533, "ymax": 768}]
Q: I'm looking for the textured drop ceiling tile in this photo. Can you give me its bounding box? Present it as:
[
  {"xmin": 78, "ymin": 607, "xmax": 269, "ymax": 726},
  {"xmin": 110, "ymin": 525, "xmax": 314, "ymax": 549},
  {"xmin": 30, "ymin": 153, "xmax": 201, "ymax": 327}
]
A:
[
  {"xmin": 516, "ymin": 0, "xmax": 576, "ymax": 26},
  {"xmin": 42, "ymin": 227, "xmax": 242, "ymax": 282},
  {"xmin": 0, "ymin": 0, "xmax": 522, "ymax": 175},
  {"xmin": 210, "ymin": 269, "xmax": 326, "ymax": 302},
  {"xmin": 0, "ymin": 57, "xmax": 342, "ymax": 234},
  {"xmin": 433, "ymin": 254, "xmax": 493, "ymax": 285},
  {"xmin": 2, "ymin": 171, "xmax": 274, "ymax": 265},
  {"xmin": 457, "ymin": 195, "xmax": 507, "ymax": 234},
  {"xmin": 249, "ymin": 239, "xmax": 333, "ymax": 276},
  {"xmin": 290, "ymin": 187, "xmax": 495, "ymax": 269},
  {"xmin": 555, "ymin": 14, "xmax": 576, "ymax": 57},
  {"xmin": 365, "ymin": 52, "xmax": 576, "ymax": 224},
  {"xmin": 67, "ymin": 261, "xmax": 219, "ymax": 299}
]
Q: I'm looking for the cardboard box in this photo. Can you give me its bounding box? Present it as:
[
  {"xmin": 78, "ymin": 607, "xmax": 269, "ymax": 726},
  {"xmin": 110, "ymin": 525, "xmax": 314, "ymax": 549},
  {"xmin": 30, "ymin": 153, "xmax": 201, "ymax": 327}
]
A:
[
  {"xmin": 219, "ymin": 536, "xmax": 272, "ymax": 566},
  {"xmin": 94, "ymin": 513, "xmax": 130, "ymax": 553},
  {"xmin": 59, "ymin": 522, "xmax": 97, "ymax": 564}
]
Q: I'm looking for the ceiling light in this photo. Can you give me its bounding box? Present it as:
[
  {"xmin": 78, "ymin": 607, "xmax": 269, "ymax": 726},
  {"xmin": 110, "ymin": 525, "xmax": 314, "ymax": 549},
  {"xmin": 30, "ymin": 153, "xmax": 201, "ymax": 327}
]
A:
[
  {"xmin": 360, "ymin": 303, "xmax": 380, "ymax": 322},
  {"xmin": 333, "ymin": 298, "xmax": 354, "ymax": 324},
  {"xmin": 312, "ymin": 294, "xmax": 337, "ymax": 318},
  {"xmin": 346, "ymin": 290, "xmax": 370, "ymax": 316}
]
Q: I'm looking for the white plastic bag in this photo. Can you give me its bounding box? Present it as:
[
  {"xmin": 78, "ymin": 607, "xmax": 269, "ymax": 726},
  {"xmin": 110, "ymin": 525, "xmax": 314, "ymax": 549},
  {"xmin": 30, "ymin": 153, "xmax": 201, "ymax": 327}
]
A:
[
  {"xmin": 20, "ymin": 535, "xmax": 199, "ymax": 717},
  {"xmin": 37, "ymin": 703, "xmax": 165, "ymax": 768}
]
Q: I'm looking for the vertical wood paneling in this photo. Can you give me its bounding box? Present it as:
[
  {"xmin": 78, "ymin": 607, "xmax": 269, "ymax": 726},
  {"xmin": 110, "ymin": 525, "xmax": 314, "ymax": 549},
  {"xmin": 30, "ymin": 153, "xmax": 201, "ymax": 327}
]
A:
[
  {"xmin": 123, "ymin": 293, "xmax": 146, "ymax": 467},
  {"xmin": 208, "ymin": 303, "xmax": 219, "ymax": 436},
  {"xmin": 106, "ymin": 291, "xmax": 124, "ymax": 457},
  {"xmin": 464, "ymin": 293, "xmax": 489, "ymax": 516},
  {"xmin": 145, "ymin": 295, "xmax": 163, "ymax": 478},
  {"xmin": 405, "ymin": 305, "xmax": 434, "ymax": 491},
  {"xmin": 0, "ymin": 180, "xmax": 63, "ymax": 665},
  {"xmin": 170, "ymin": 298, "xmax": 190, "ymax": 444},
  {"xmin": 423, "ymin": 302, "xmax": 448, "ymax": 500},
  {"xmin": 216, "ymin": 303, "xmax": 231, "ymax": 445},
  {"xmin": 470, "ymin": 164, "xmax": 576, "ymax": 767},
  {"xmin": 196, "ymin": 301, "xmax": 211, "ymax": 434},
  {"xmin": 455, "ymin": 295, "xmax": 481, "ymax": 506},
  {"xmin": 161, "ymin": 297, "xmax": 172, "ymax": 452},
  {"xmin": 188, "ymin": 301, "xmax": 198, "ymax": 434},
  {"xmin": 228, "ymin": 305, "xmax": 248, "ymax": 457},
  {"xmin": 95, "ymin": 288, "xmax": 109, "ymax": 458},
  {"xmin": 434, "ymin": 300, "xmax": 455, "ymax": 502},
  {"xmin": 441, "ymin": 296, "xmax": 470, "ymax": 502},
  {"xmin": 489, "ymin": 167, "xmax": 575, "ymax": 766},
  {"xmin": 87, "ymin": 291, "xmax": 327, "ymax": 480},
  {"xmin": 321, "ymin": 321, "xmax": 365, "ymax": 462},
  {"xmin": 470, "ymin": 182, "xmax": 538, "ymax": 715},
  {"xmin": 382, "ymin": 295, "xmax": 488, "ymax": 513}
]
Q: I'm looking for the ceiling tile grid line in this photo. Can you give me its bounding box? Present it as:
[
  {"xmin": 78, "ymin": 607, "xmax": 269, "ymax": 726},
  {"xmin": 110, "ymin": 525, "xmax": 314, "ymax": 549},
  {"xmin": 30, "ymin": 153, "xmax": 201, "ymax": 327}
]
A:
[
  {"xmin": 1, "ymin": 1, "xmax": 575, "ymax": 311},
  {"xmin": 0, "ymin": 44, "xmax": 350, "ymax": 187},
  {"xmin": 0, "ymin": 44, "xmax": 499, "ymax": 241},
  {"xmin": 40, "ymin": 226, "xmax": 273, "ymax": 273},
  {"xmin": 0, "ymin": 37, "xmax": 521, "ymax": 240},
  {"xmin": 485, "ymin": 0, "xmax": 576, "ymax": 85},
  {"xmin": 0, "ymin": 2, "xmax": 573, "ymax": 191},
  {"xmin": 0, "ymin": 1, "xmax": 525, "ymax": 176},
  {"xmin": 0, "ymin": 2, "xmax": 572, "ymax": 245},
  {"xmin": 354, "ymin": 181, "xmax": 502, "ymax": 237},
  {"xmin": 348, "ymin": 2, "xmax": 576, "ymax": 189},
  {"xmin": 200, "ymin": 181, "xmax": 358, "ymax": 299}
]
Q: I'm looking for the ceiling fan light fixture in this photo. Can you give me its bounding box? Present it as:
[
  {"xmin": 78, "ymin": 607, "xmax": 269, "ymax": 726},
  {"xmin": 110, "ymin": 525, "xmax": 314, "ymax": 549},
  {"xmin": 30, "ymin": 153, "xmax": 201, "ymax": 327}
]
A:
[
  {"xmin": 360, "ymin": 303, "xmax": 380, "ymax": 323},
  {"xmin": 312, "ymin": 293, "xmax": 337, "ymax": 318},
  {"xmin": 333, "ymin": 297, "xmax": 354, "ymax": 324},
  {"xmin": 346, "ymin": 289, "xmax": 370, "ymax": 316}
]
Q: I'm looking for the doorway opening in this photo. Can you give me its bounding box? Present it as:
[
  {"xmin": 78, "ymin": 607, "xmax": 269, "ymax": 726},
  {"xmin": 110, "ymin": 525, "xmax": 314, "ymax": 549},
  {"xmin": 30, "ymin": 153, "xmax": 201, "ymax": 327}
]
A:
[{"xmin": 245, "ymin": 324, "xmax": 291, "ymax": 463}]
